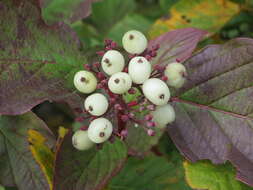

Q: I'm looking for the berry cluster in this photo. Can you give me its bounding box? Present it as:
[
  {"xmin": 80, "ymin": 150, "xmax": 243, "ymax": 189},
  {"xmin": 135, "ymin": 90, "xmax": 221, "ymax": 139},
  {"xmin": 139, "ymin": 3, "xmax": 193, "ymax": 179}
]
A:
[{"xmin": 72, "ymin": 30, "xmax": 187, "ymax": 151}]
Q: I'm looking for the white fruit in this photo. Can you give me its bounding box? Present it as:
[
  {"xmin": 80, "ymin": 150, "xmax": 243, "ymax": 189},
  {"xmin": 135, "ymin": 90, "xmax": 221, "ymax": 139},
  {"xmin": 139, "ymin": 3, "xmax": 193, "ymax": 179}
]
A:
[
  {"xmin": 88, "ymin": 118, "xmax": 113, "ymax": 143},
  {"xmin": 122, "ymin": 30, "xmax": 148, "ymax": 54},
  {"xmin": 128, "ymin": 56, "xmax": 151, "ymax": 84},
  {"xmin": 84, "ymin": 93, "xmax": 109, "ymax": 116},
  {"xmin": 164, "ymin": 62, "xmax": 187, "ymax": 88},
  {"xmin": 151, "ymin": 104, "xmax": 175, "ymax": 128},
  {"xmin": 142, "ymin": 78, "xmax": 170, "ymax": 105},
  {"xmin": 73, "ymin": 70, "xmax": 97, "ymax": 93},
  {"xmin": 101, "ymin": 50, "xmax": 125, "ymax": 75},
  {"xmin": 72, "ymin": 130, "xmax": 94, "ymax": 150},
  {"xmin": 108, "ymin": 72, "xmax": 132, "ymax": 94}
]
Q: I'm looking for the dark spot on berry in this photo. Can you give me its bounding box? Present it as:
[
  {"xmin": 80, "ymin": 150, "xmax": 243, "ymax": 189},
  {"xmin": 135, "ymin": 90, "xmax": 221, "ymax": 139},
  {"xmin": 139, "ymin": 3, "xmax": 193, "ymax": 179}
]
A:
[
  {"xmin": 88, "ymin": 106, "xmax": 93, "ymax": 112},
  {"xmin": 159, "ymin": 94, "xmax": 165, "ymax": 99},
  {"xmin": 104, "ymin": 58, "xmax": 110, "ymax": 63},
  {"xmin": 99, "ymin": 132, "xmax": 105, "ymax": 137},
  {"xmin": 114, "ymin": 78, "xmax": 120, "ymax": 84},
  {"xmin": 129, "ymin": 34, "xmax": 134, "ymax": 40},
  {"xmin": 80, "ymin": 77, "xmax": 86, "ymax": 82},
  {"xmin": 137, "ymin": 58, "xmax": 143, "ymax": 63}
]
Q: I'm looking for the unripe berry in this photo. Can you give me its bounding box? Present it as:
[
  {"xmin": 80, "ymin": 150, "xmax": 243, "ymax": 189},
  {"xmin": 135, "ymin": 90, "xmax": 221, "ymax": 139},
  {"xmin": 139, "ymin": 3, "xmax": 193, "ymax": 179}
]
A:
[
  {"xmin": 72, "ymin": 130, "xmax": 94, "ymax": 150},
  {"xmin": 73, "ymin": 70, "xmax": 97, "ymax": 93},
  {"xmin": 142, "ymin": 78, "xmax": 170, "ymax": 105},
  {"xmin": 122, "ymin": 30, "xmax": 147, "ymax": 54},
  {"xmin": 84, "ymin": 93, "xmax": 109, "ymax": 116},
  {"xmin": 128, "ymin": 56, "xmax": 151, "ymax": 84},
  {"xmin": 108, "ymin": 72, "xmax": 132, "ymax": 94},
  {"xmin": 164, "ymin": 62, "xmax": 187, "ymax": 88},
  {"xmin": 151, "ymin": 104, "xmax": 175, "ymax": 129},
  {"xmin": 101, "ymin": 50, "xmax": 125, "ymax": 75},
  {"xmin": 88, "ymin": 118, "xmax": 113, "ymax": 143}
]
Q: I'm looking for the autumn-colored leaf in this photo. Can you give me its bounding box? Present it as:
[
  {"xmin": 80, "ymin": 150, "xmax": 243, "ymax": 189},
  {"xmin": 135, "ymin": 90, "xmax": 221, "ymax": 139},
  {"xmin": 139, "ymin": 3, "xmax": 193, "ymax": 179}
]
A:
[
  {"xmin": 149, "ymin": 0, "xmax": 239, "ymax": 38},
  {"xmin": 149, "ymin": 28, "xmax": 207, "ymax": 66},
  {"xmin": 0, "ymin": 112, "xmax": 55, "ymax": 190},
  {"xmin": 184, "ymin": 161, "xmax": 252, "ymax": 190},
  {"xmin": 168, "ymin": 38, "xmax": 253, "ymax": 186},
  {"xmin": 0, "ymin": 0, "xmax": 84, "ymax": 115},
  {"xmin": 28, "ymin": 129, "xmax": 54, "ymax": 190}
]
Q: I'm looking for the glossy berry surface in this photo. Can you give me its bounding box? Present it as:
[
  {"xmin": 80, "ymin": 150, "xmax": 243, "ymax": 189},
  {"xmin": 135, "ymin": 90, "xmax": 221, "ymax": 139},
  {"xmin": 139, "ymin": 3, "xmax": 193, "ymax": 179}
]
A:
[
  {"xmin": 128, "ymin": 56, "xmax": 151, "ymax": 84},
  {"xmin": 88, "ymin": 118, "xmax": 113, "ymax": 143},
  {"xmin": 72, "ymin": 130, "xmax": 94, "ymax": 150},
  {"xmin": 122, "ymin": 30, "xmax": 148, "ymax": 54},
  {"xmin": 151, "ymin": 104, "xmax": 175, "ymax": 128},
  {"xmin": 108, "ymin": 72, "xmax": 132, "ymax": 94},
  {"xmin": 142, "ymin": 78, "xmax": 170, "ymax": 105},
  {"xmin": 164, "ymin": 62, "xmax": 187, "ymax": 88},
  {"xmin": 84, "ymin": 93, "xmax": 109, "ymax": 116},
  {"xmin": 73, "ymin": 70, "xmax": 97, "ymax": 93},
  {"xmin": 101, "ymin": 50, "xmax": 125, "ymax": 75}
]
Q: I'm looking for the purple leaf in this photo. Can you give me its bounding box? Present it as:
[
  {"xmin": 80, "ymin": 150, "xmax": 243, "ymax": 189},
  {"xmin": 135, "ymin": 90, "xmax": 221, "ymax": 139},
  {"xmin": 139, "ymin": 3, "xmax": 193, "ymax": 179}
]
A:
[
  {"xmin": 168, "ymin": 38, "xmax": 253, "ymax": 186},
  {"xmin": 0, "ymin": 0, "xmax": 84, "ymax": 115},
  {"xmin": 40, "ymin": 0, "xmax": 98, "ymax": 25},
  {"xmin": 53, "ymin": 131, "xmax": 127, "ymax": 190},
  {"xmin": 0, "ymin": 112, "xmax": 55, "ymax": 190},
  {"xmin": 149, "ymin": 28, "xmax": 208, "ymax": 66}
]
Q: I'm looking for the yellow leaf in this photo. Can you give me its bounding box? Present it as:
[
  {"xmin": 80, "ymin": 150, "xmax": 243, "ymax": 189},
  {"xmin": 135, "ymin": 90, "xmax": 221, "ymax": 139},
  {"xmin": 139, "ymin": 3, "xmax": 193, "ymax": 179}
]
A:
[
  {"xmin": 28, "ymin": 129, "xmax": 54, "ymax": 190},
  {"xmin": 149, "ymin": 0, "xmax": 239, "ymax": 38},
  {"xmin": 58, "ymin": 126, "xmax": 69, "ymax": 138}
]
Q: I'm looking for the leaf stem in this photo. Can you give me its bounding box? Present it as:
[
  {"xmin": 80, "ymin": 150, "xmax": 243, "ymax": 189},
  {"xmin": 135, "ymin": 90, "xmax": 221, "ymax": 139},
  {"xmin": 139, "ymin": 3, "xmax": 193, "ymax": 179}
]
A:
[{"xmin": 171, "ymin": 97, "xmax": 253, "ymax": 120}]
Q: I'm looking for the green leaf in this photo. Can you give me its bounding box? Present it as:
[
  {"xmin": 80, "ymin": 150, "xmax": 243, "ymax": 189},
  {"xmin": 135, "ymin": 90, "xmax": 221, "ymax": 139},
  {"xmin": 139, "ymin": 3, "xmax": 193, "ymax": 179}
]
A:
[
  {"xmin": 0, "ymin": 112, "xmax": 55, "ymax": 190},
  {"xmin": 53, "ymin": 131, "xmax": 127, "ymax": 190},
  {"xmin": 149, "ymin": 0, "xmax": 239, "ymax": 38},
  {"xmin": 41, "ymin": 0, "xmax": 95, "ymax": 25},
  {"xmin": 0, "ymin": 0, "xmax": 84, "ymax": 115},
  {"xmin": 107, "ymin": 14, "xmax": 152, "ymax": 45},
  {"xmin": 184, "ymin": 161, "xmax": 253, "ymax": 190},
  {"xmin": 71, "ymin": 21, "xmax": 102, "ymax": 48},
  {"xmin": 159, "ymin": 0, "xmax": 179, "ymax": 12},
  {"xmin": 125, "ymin": 125, "xmax": 163, "ymax": 155},
  {"xmin": 108, "ymin": 153, "xmax": 192, "ymax": 190},
  {"xmin": 90, "ymin": 0, "xmax": 136, "ymax": 34}
]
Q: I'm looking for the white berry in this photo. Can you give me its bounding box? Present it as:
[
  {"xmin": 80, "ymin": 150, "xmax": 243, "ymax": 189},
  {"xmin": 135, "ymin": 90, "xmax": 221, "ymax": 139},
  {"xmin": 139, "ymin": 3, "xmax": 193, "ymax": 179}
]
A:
[
  {"xmin": 73, "ymin": 70, "xmax": 97, "ymax": 93},
  {"xmin": 102, "ymin": 50, "xmax": 125, "ymax": 75},
  {"xmin": 108, "ymin": 72, "xmax": 132, "ymax": 94},
  {"xmin": 72, "ymin": 130, "xmax": 94, "ymax": 150},
  {"xmin": 128, "ymin": 56, "xmax": 151, "ymax": 84},
  {"xmin": 142, "ymin": 78, "xmax": 170, "ymax": 105},
  {"xmin": 122, "ymin": 30, "xmax": 148, "ymax": 54},
  {"xmin": 151, "ymin": 104, "xmax": 175, "ymax": 128},
  {"xmin": 164, "ymin": 62, "xmax": 187, "ymax": 88},
  {"xmin": 84, "ymin": 93, "xmax": 109, "ymax": 116},
  {"xmin": 88, "ymin": 118, "xmax": 113, "ymax": 143}
]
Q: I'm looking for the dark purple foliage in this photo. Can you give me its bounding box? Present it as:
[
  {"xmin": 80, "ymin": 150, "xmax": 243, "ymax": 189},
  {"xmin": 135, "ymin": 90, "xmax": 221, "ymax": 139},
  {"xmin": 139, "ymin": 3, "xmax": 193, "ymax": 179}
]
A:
[{"xmin": 169, "ymin": 38, "xmax": 253, "ymax": 186}]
